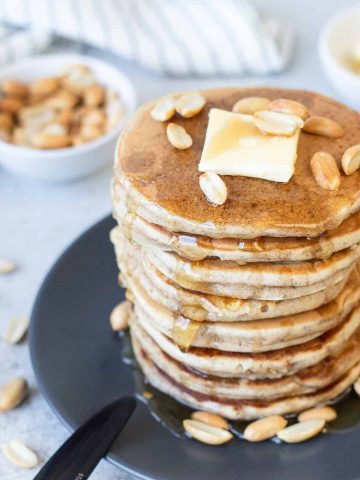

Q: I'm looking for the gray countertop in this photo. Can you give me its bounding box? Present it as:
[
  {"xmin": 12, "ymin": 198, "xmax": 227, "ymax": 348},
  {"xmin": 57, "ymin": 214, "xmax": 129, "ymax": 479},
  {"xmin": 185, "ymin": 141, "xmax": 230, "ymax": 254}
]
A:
[{"xmin": 0, "ymin": 0, "xmax": 358, "ymax": 478}]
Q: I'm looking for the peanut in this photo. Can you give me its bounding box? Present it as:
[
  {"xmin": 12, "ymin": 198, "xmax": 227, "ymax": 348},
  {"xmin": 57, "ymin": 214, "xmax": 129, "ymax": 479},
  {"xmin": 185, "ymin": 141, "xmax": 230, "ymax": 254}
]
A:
[
  {"xmin": 1, "ymin": 81, "xmax": 28, "ymax": 98},
  {"xmin": 166, "ymin": 123, "xmax": 192, "ymax": 149},
  {"xmin": 32, "ymin": 132, "xmax": 72, "ymax": 149},
  {"xmin": 0, "ymin": 258, "xmax": 16, "ymax": 274},
  {"xmin": 81, "ymin": 108, "xmax": 106, "ymax": 127},
  {"xmin": 0, "ymin": 97, "xmax": 24, "ymax": 114},
  {"xmin": 277, "ymin": 419, "xmax": 325, "ymax": 443},
  {"xmin": 0, "ymin": 378, "xmax": 28, "ymax": 412},
  {"xmin": 244, "ymin": 415, "xmax": 287, "ymax": 442},
  {"xmin": 232, "ymin": 96, "xmax": 270, "ymax": 114},
  {"xmin": 341, "ymin": 144, "xmax": 360, "ymax": 175},
  {"xmin": 79, "ymin": 124, "xmax": 103, "ymax": 141},
  {"xmin": 183, "ymin": 419, "xmax": 233, "ymax": 445},
  {"xmin": 303, "ymin": 116, "xmax": 344, "ymax": 138},
  {"xmin": 298, "ymin": 406, "xmax": 337, "ymax": 423},
  {"xmin": 83, "ymin": 84, "xmax": 105, "ymax": 107},
  {"xmin": 110, "ymin": 300, "xmax": 132, "ymax": 331},
  {"xmin": 3, "ymin": 315, "xmax": 29, "ymax": 344},
  {"xmin": 1, "ymin": 438, "xmax": 38, "ymax": 469},
  {"xmin": 310, "ymin": 151, "xmax": 341, "ymax": 191},
  {"xmin": 46, "ymin": 90, "xmax": 79, "ymax": 110},
  {"xmin": 254, "ymin": 110, "xmax": 304, "ymax": 136},
  {"xmin": 175, "ymin": 91, "xmax": 206, "ymax": 118},
  {"xmin": 0, "ymin": 112, "xmax": 14, "ymax": 131},
  {"xmin": 199, "ymin": 171, "xmax": 228, "ymax": 206},
  {"xmin": 151, "ymin": 96, "xmax": 176, "ymax": 122},
  {"xmin": 268, "ymin": 98, "xmax": 309, "ymax": 120},
  {"xmin": 30, "ymin": 77, "xmax": 59, "ymax": 97},
  {"xmin": 191, "ymin": 411, "xmax": 229, "ymax": 430}
]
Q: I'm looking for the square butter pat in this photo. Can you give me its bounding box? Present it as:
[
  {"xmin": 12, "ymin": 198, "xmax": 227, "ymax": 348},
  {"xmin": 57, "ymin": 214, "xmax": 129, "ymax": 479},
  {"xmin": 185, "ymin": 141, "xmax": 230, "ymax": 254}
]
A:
[{"xmin": 198, "ymin": 108, "xmax": 300, "ymax": 182}]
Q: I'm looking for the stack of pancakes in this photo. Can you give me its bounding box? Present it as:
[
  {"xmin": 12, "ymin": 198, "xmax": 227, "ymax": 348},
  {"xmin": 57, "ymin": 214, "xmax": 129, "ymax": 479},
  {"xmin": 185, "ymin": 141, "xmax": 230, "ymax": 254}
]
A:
[{"xmin": 111, "ymin": 88, "xmax": 360, "ymax": 420}]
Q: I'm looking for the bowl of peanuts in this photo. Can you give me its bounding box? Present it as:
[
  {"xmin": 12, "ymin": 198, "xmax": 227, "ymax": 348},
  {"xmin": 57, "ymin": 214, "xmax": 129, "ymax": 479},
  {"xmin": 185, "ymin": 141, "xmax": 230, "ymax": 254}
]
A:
[{"xmin": 0, "ymin": 53, "xmax": 136, "ymax": 181}]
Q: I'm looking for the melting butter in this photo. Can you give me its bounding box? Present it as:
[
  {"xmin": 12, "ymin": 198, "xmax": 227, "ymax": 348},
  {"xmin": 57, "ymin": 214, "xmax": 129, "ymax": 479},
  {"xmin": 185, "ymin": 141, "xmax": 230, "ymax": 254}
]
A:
[
  {"xmin": 199, "ymin": 108, "xmax": 300, "ymax": 183},
  {"xmin": 172, "ymin": 315, "xmax": 200, "ymax": 350}
]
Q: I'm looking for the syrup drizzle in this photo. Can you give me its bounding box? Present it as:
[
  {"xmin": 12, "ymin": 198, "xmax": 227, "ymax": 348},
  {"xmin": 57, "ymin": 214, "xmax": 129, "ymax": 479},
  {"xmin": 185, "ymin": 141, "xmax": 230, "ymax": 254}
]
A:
[{"xmin": 120, "ymin": 331, "xmax": 360, "ymax": 441}]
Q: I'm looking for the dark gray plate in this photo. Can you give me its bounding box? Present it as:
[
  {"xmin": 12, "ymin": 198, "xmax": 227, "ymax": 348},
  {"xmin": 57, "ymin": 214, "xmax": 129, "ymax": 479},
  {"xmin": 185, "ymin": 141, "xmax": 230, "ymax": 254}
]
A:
[{"xmin": 30, "ymin": 215, "xmax": 360, "ymax": 480}]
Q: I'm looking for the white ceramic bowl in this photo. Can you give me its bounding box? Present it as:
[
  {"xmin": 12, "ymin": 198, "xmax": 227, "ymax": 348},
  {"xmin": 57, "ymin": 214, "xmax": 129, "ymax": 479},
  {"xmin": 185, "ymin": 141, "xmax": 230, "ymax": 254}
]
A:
[
  {"xmin": 319, "ymin": 4, "xmax": 360, "ymax": 109},
  {"xmin": 0, "ymin": 53, "xmax": 137, "ymax": 181}
]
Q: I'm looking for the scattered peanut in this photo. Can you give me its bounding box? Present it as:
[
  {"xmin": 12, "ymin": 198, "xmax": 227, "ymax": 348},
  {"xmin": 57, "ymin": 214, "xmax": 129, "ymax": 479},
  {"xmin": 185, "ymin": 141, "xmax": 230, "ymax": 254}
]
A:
[
  {"xmin": 125, "ymin": 289, "xmax": 135, "ymax": 303},
  {"xmin": 341, "ymin": 144, "xmax": 360, "ymax": 175},
  {"xmin": 0, "ymin": 64, "xmax": 125, "ymax": 149},
  {"xmin": 253, "ymin": 110, "xmax": 304, "ymax": 136},
  {"xmin": 244, "ymin": 415, "xmax": 288, "ymax": 442},
  {"xmin": 277, "ymin": 419, "xmax": 325, "ymax": 443},
  {"xmin": 303, "ymin": 116, "xmax": 344, "ymax": 138},
  {"xmin": 175, "ymin": 91, "xmax": 206, "ymax": 118},
  {"xmin": 1, "ymin": 438, "xmax": 38, "ymax": 469},
  {"xmin": 0, "ymin": 258, "xmax": 17, "ymax": 274},
  {"xmin": 150, "ymin": 96, "xmax": 176, "ymax": 121},
  {"xmin": 166, "ymin": 123, "xmax": 192, "ymax": 149},
  {"xmin": 268, "ymin": 98, "xmax": 309, "ymax": 120},
  {"xmin": 0, "ymin": 378, "xmax": 28, "ymax": 412},
  {"xmin": 232, "ymin": 96, "xmax": 270, "ymax": 114},
  {"xmin": 298, "ymin": 406, "xmax": 337, "ymax": 423},
  {"xmin": 199, "ymin": 171, "xmax": 228, "ymax": 206},
  {"xmin": 191, "ymin": 411, "xmax": 229, "ymax": 430},
  {"xmin": 183, "ymin": 419, "xmax": 233, "ymax": 445},
  {"xmin": 310, "ymin": 151, "xmax": 341, "ymax": 191},
  {"xmin": 143, "ymin": 391, "xmax": 154, "ymax": 400},
  {"xmin": 3, "ymin": 315, "xmax": 29, "ymax": 344},
  {"xmin": 110, "ymin": 300, "xmax": 132, "ymax": 332}
]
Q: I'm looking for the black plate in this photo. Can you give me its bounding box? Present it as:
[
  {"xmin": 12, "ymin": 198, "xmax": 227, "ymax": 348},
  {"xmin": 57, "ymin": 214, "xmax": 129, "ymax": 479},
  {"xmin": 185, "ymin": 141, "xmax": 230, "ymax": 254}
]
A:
[{"xmin": 30, "ymin": 215, "xmax": 360, "ymax": 480}]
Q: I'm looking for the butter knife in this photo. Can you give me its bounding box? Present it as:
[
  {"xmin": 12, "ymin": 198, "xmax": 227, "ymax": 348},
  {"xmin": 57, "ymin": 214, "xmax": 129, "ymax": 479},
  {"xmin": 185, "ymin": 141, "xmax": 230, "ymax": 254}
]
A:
[{"xmin": 33, "ymin": 396, "xmax": 136, "ymax": 480}]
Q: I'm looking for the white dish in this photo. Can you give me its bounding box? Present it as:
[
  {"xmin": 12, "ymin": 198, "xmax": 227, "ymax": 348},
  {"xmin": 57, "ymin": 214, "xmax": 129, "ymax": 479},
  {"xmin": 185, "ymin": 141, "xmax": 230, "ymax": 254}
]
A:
[
  {"xmin": 318, "ymin": 4, "xmax": 360, "ymax": 109},
  {"xmin": 0, "ymin": 53, "xmax": 137, "ymax": 181}
]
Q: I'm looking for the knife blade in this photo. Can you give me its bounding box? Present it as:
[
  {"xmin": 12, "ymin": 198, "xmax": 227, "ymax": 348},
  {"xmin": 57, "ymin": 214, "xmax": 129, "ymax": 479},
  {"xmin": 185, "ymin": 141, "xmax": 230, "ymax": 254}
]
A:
[{"xmin": 33, "ymin": 396, "xmax": 136, "ymax": 480}]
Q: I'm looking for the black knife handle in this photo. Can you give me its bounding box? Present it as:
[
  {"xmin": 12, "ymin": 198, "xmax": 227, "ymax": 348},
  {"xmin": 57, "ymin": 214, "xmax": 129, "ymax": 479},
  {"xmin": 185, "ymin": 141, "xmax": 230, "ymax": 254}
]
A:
[{"xmin": 33, "ymin": 396, "xmax": 136, "ymax": 480}]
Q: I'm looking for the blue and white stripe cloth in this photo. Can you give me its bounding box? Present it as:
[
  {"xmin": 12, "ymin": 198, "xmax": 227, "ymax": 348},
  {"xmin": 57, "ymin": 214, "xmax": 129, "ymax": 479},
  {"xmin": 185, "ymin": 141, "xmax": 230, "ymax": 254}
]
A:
[{"xmin": 0, "ymin": 0, "xmax": 294, "ymax": 76}]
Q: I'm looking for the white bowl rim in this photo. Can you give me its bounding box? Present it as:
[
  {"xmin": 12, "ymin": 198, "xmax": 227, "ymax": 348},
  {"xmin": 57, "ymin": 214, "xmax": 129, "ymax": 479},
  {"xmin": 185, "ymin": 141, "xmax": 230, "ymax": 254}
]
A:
[
  {"xmin": 318, "ymin": 3, "xmax": 360, "ymax": 85},
  {"xmin": 0, "ymin": 52, "xmax": 137, "ymax": 158}
]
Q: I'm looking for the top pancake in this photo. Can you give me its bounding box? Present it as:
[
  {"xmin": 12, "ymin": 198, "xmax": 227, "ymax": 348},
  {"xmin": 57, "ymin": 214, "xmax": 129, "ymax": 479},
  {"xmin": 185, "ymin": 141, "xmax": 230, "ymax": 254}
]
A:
[{"xmin": 116, "ymin": 87, "xmax": 360, "ymax": 238}]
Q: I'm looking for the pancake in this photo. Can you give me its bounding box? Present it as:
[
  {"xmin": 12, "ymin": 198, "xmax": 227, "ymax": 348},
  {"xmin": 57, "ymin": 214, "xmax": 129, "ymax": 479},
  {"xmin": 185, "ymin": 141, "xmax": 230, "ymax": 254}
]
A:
[
  {"xmin": 116, "ymin": 241, "xmax": 353, "ymax": 321},
  {"xmin": 134, "ymin": 306, "xmax": 360, "ymax": 379},
  {"xmin": 131, "ymin": 268, "xmax": 360, "ymax": 352},
  {"xmin": 113, "ymin": 86, "xmax": 360, "ymax": 421},
  {"xmin": 145, "ymin": 244, "xmax": 360, "ymax": 288},
  {"xmin": 112, "ymin": 225, "xmax": 355, "ymax": 302},
  {"xmin": 115, "ymin": 88, "xmax": 360, "ymax": 239},
  {"xmin": 133, "ymin": 333, "xmax": 360, "ymax": 420},
  {"xmin": 114, "ymin": 184, "xmax": 360, "ymax": 263},
  {"xmin": 132, "ymin": 318, "xmax": 360, "ymax": 400}
]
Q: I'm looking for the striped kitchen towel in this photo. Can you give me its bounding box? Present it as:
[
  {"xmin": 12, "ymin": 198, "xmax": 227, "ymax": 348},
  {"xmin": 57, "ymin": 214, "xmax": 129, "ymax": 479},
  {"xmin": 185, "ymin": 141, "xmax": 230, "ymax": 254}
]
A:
[{"xmin": 0, "ymin": 0, "xmax": 294, "ymax": 76}]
